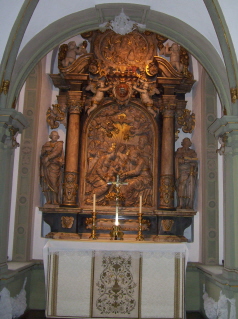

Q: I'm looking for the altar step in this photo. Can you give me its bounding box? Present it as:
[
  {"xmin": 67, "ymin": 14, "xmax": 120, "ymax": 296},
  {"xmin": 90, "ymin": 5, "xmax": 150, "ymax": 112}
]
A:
[{"xmin": 21, "ymin": 310, "xmax": 205, "ymax": 319}]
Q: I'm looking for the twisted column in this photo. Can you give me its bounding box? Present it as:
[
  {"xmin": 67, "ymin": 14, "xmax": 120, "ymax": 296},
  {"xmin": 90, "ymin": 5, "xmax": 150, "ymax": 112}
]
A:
[
  {"xmin": 159, "ymin": 96, "xmax": 177, "ymax": 209},
  {"xmin": 61, "ymin": 91, "xmax": 83, "ymax": 206}
]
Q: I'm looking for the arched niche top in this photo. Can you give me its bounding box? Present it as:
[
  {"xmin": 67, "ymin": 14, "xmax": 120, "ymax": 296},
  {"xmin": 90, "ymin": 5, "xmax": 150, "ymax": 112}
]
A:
[{"xmin": 9, "ymin": 4, "xmax": 230, "ymax": 114}]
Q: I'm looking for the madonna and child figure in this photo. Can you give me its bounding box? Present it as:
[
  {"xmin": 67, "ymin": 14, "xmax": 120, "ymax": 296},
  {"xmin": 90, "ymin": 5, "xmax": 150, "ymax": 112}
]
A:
[{"xmin": 40, "ymin": 131, "xmax": 64, "ymax": 205}]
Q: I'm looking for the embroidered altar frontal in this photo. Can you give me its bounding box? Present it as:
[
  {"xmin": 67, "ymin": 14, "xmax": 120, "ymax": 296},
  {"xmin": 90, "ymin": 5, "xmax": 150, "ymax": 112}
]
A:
[{"xmin": 45, "ymin": 241, "xmax": 187, "ymax": 319}]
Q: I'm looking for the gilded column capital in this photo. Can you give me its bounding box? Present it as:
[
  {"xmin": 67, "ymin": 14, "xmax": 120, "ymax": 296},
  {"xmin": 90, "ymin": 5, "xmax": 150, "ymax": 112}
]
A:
[
  {"xmin": 159, "ymin": 95, "xmax": 177, "ymax": 116},
  {"xmin": 68, "ymin": 101, "xmax": 83, "ymax": 114},
  {"xmin": 67, "ymin": 91, "xmax": 84, "ymax": 114},
  {"xmin": 0, "ymin": 109, "xmax": 28, "ymax": 148}
]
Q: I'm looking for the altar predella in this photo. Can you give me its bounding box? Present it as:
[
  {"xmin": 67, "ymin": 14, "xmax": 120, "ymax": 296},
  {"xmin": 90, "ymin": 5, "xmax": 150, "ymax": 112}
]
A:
[{"xmin": 40, "ymin": 27, "xmax": 198, "ymax": 242}]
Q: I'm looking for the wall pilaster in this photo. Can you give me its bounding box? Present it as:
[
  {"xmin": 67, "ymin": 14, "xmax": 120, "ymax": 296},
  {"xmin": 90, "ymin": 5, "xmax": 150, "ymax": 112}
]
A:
[
  {"xmin": 209, "ymin": 116, "xmax": 238, "ymax": 281},
  {"xmin": 0, "ymin": 109, "xmax": 28, "ymax": 273}
]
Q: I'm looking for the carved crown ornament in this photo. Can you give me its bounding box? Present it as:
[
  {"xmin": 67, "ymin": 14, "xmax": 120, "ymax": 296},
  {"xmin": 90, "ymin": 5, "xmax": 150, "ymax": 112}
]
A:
[{"xmin": 99, "ymin": 9, "xmax": 146, "ymax": 35}]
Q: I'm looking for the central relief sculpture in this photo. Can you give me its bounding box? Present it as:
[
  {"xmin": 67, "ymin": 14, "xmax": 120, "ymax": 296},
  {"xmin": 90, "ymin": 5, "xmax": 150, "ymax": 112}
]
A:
[{"xmin": 83, "ymin": 103, "xmax": 155, "ymax": 208}]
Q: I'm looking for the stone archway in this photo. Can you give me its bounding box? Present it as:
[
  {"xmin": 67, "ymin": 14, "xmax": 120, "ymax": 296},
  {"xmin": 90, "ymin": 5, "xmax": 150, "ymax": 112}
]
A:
[{"xmin": 7, "ymin": 4, "xmax": 230, "ymax": 114}]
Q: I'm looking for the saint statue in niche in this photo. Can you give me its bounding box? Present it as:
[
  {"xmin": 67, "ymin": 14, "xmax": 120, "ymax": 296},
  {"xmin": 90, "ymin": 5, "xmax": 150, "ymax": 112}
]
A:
[
  {"xmin": 175, "ymin": 138, "xmax": 198, "ymax": 209},
  {"xmin": 84, "ymin": 104, "xmax": 154, "ymax": 207},
  {"xmin": 40, "ymin": 131, "xmax": 64, "ymax": 205}
]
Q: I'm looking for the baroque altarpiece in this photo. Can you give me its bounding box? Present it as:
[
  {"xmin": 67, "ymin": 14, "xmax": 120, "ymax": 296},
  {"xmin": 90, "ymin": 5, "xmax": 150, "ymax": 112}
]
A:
[{"xmin": 40, "ymin": 29, "xmax": 197, "ymax": 241}]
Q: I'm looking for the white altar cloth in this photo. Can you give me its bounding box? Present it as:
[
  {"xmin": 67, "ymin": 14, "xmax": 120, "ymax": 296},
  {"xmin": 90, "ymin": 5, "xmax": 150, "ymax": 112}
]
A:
[{"xmin": 43, "ymin": 240, "xmax": 188, "ymax": 319}]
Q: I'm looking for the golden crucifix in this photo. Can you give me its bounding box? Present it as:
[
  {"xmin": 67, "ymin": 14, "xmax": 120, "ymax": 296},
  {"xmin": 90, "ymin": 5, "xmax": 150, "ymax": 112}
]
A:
[{"xmin": 107, "ymin": 174, "xmax": 128, "ymax": 226}]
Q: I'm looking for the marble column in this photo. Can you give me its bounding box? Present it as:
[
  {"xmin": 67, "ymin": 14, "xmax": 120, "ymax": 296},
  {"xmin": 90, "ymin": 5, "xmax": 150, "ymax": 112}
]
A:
[
  {"xmin": 0, "ymin": 109, "xmax": 28, "ymax": 274},
  {"xmin": 209, "ymin": 116, "xmax": 238, "ymax": 281},
  {"xmin": 159, "ymin": 95, "xmax": 177, "ymax": 209},
  {"xmin": 61, "ymin": 92, "xmax": 83, "ymax": 207}
]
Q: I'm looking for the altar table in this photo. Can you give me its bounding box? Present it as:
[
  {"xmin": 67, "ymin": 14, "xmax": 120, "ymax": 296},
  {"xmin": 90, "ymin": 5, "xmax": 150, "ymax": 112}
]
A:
[{"xmin": 43, "ymin": 240, "xmax": 188, "ymax": 318}]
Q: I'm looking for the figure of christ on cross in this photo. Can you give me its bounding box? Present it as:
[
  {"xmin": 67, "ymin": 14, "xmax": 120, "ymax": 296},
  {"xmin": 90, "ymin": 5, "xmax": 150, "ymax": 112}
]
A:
[{"xmin": 107, "ymin": 174, "xmax": 128, "ymax": 225}]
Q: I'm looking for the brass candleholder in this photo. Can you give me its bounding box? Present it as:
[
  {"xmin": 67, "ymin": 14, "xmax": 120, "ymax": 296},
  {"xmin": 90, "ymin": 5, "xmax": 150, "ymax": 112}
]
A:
[
  {"xmin": 89, "ymin": 211, "xmax": 97, "ymax": 240},
  {"xmin": 110, "ymin": 225, "xmax": 124, "ymax": 240},
  {"xmin": 136, "ymin": 212, "xmax": 144, "ymax": 241}
]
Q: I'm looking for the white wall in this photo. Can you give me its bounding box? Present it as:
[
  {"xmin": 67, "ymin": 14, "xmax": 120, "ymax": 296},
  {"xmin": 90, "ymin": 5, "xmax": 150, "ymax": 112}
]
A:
[{"xmin": 0, "ymin": 0, "xmax": 25, "ymax": 62}]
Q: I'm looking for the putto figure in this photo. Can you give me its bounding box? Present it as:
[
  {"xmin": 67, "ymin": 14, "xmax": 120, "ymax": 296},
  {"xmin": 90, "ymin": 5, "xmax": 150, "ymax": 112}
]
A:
[
  {"xmin": 86, "ymin": 79, "xmax": 112, "ymax": 115},
  {"xmin": 160, "ymin": 42, "xmax": 183, "ymax": 73},
  {"xmin": 133, "ymin": 79, "xmax": 159, "ymax": 117},
  {"xmin": 40, "ymin": 131, "xmax": 64, "ymax": 205},
  {"xmin": 61, "ymin": 40, "xmax": 87, "ymax": 67},
  {"xmin": 175, "ymin": 138, "xmax": 198, "ymax": 209}
]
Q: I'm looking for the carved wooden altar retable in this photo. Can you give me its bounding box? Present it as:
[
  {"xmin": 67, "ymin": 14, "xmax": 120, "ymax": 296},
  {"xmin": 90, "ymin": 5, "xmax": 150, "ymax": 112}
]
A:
[{"xmin": 41, "ymin": 29, "xmax": 197, "ymax": 242}]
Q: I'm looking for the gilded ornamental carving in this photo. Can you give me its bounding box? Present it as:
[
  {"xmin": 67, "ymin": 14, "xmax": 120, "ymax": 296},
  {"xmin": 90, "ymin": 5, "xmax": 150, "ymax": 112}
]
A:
[
  {"xmin": 61, "ymin": 216, "xmax": 74, "ymax": 229},
  {"xmin": 83, "ymin": 104, "xmax": 155, "ymax": 208},
  {"xmin": 42, "ymin": 27, "xmax": 198, "ymax": 241}
]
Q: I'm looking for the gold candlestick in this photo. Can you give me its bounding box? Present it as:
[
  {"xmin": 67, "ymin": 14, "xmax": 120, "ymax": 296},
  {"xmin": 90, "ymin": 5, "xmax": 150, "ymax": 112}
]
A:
[
  {"xmin": 90, "ymin": 194, "xmax": 97, "ymax": 240},
  {"xmin": 89, "ymin": 211, "xmax": 97, "ymax": 240},
  {"xmin": 110, "ymin": 225, "xmax": 124, "ymax": 240}
]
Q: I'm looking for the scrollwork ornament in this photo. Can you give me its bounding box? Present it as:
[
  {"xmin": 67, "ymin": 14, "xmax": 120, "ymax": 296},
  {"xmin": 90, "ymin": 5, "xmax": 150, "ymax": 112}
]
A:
[
  {"xmin": 1, "ymin": 124, "xmax": 20, "ymax": 148},
  {"xmin": 156, "ymin": 34, "xmax": 168, "ymax": 50},
  {"xmin": 230, "ymin": 87, "xmax": 238, "ymax": 104},
  {"xmin": 177, "ymin": 109, "xmax": 195, "ymax": 133},
  {"xmin": 62, "ymin": 172, "xmax": 78, "ymax": 205},
  {"xmin": 0, "ymin": 80, "xmax": 10, "ymax": 95},
  {"xmin": 146, "ymin": 61, "xmax": 159, "ymax": 77},
  {"xmin": 46, "ymin": 104, "xmax": 65, "ymax": 129},
  {"xmin": 159, "ymin": 175, "xmax": 175, "ymax": 207},
  {"xmin": 8, "ymin": 126, "xmax": 20, "ymax": 148},
  {"xmin": 216, "ymin": 134, "xmax": 231, "ymax": 155}
]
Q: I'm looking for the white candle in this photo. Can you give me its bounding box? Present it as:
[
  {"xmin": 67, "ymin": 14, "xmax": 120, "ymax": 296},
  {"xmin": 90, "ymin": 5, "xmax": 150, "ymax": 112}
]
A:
[
  {"xmin": 139, "ymin": 195, "xmax": 142, "ymax": 214},
  {"xmin": 115, "ymin": 205, "xmax": 119, "ymax": 226},
  {"xmin": 93, "ymin": 194, "xmax": 96, "ymax": 212}
]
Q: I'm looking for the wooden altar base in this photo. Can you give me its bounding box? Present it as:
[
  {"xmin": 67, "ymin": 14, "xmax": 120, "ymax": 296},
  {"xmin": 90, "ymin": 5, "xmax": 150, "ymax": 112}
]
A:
[{"xmin": 41, "ymin": 207, "xmax": 196, "ymax": 242}]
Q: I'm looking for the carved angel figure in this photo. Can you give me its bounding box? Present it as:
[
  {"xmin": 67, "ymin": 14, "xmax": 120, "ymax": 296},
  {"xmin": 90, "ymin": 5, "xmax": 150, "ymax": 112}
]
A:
[
  {"xmin": 133, "ymin": 80, "xmax": 160, "ymax": 117},
  {"xmin": 160, "ymin": 42, "xmax": 183, "ymax": 72},
  {"xmin": 61, "ymin": 40, "xmax": 88, "ymax": 67},
  {"xmin": 86, "ymin": 79, "xmax": 112, "ymax": 115}
]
